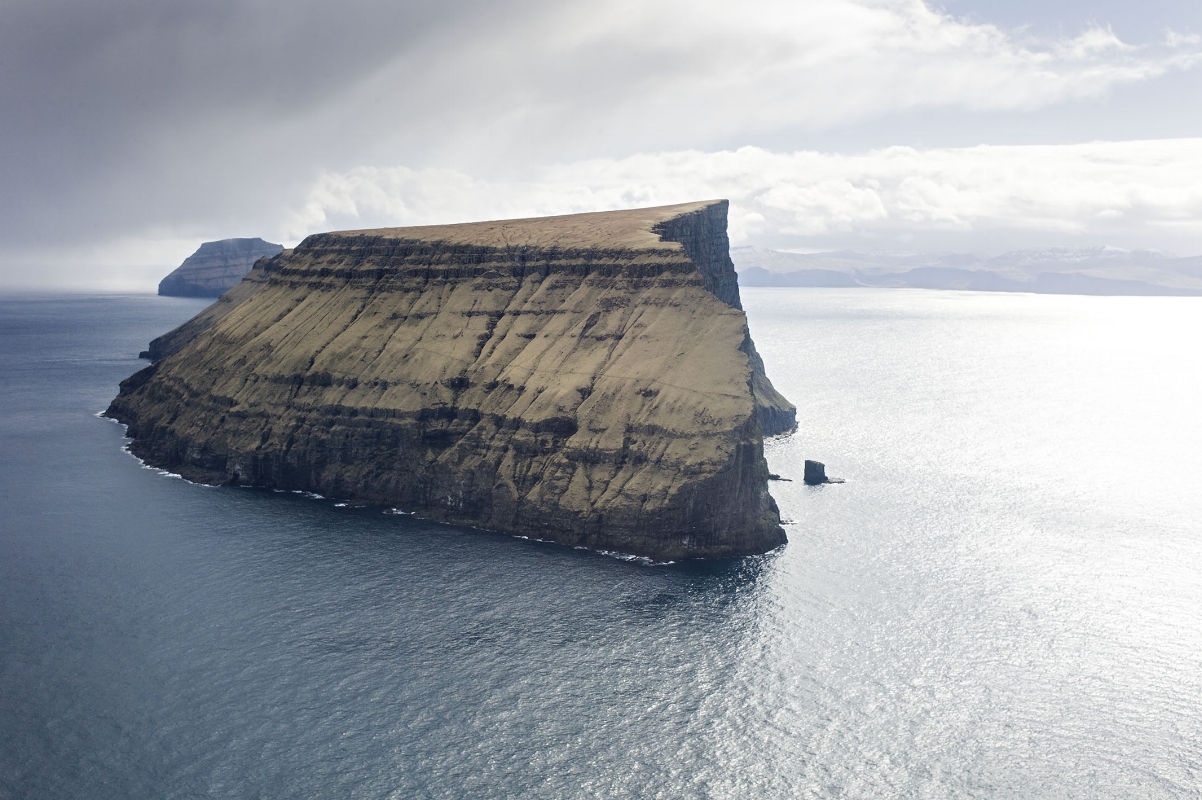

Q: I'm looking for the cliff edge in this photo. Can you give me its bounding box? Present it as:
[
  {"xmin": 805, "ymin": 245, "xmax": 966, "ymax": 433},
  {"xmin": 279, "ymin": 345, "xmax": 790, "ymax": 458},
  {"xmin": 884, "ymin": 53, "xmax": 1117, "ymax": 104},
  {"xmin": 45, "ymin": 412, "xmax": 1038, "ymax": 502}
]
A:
[
  {"xmin": 109, "ymin": 201, "xmax": 796, "ymax": 559},
  {"xmin": 158, "ymin": 237, "xmax": 284, "ymax": 297}
]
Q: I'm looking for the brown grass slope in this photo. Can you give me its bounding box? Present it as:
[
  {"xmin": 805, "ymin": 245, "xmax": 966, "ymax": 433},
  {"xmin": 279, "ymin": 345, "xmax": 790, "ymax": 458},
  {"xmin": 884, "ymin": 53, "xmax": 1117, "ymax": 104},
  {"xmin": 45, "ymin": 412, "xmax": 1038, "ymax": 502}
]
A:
[{"xmin": 109, "ymin": 200, "xmax": 795, "ymax": 559}]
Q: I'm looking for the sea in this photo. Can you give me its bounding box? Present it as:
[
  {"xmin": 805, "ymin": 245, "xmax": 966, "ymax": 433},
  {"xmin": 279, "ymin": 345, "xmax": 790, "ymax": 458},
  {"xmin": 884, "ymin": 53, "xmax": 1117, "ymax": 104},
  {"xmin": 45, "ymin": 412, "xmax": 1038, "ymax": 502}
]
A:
[{"xmin": 1, "ymin": 289, "xmax": 1199, "ymax": 799}]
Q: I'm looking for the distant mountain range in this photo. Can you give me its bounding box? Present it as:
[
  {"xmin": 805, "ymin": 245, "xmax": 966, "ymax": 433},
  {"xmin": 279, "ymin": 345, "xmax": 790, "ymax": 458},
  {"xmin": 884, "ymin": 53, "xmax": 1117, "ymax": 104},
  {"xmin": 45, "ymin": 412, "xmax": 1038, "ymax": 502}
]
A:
[{"xmin": 732, "ymin": 247, "xmax": 1202, "ymax": 296}]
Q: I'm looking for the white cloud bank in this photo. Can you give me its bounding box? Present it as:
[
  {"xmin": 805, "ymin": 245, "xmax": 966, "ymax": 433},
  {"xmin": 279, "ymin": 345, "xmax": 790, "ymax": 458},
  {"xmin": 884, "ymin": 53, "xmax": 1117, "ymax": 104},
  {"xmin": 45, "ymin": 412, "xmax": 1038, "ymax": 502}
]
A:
[
  {"xmin": 291, "ymin": 139, "xmax": 1202, "ymax": 255},
  {"xmin": 5, "ymin": 0, "xmax": 1202, "ymax": 288},
  {"xmin": 337, "ymin": 0, "xmax": 1202, "ymax": 163}
]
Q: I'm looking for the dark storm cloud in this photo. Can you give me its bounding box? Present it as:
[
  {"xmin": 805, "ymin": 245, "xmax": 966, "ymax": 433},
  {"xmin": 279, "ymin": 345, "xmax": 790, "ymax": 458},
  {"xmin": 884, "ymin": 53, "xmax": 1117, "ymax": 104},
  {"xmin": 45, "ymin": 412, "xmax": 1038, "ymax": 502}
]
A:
[{"xmin": 0, "ymin": 0, "xmax": 543, "ymax": 248}]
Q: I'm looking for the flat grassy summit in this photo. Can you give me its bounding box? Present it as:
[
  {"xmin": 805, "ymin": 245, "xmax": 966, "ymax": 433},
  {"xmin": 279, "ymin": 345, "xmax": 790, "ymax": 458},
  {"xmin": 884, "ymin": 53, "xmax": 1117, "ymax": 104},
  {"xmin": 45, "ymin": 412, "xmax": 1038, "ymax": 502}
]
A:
[{"xmin": 109, "ymin": 200, "xmax": 795, "ymax": 559}]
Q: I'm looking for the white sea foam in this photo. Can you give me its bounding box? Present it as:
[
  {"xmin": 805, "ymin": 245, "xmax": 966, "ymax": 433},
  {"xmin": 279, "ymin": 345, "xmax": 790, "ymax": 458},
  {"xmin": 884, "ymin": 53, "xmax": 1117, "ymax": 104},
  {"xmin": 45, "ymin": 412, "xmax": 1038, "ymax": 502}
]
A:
[
  {"xmin": 100, "ymin": 416, "xmax": 668, "ymax": 564},
  {"xmin": 105, "ymin": 411, "xmax": 667, "ymax": 567},
  {"xmin": 99, "ymin": 411, "xmax": 209, "ymax": 483},
  {"xmin": 498, "ymin": 530, "xmax": 674, "ymax": 565},
  {"xmin": 115, "ymin": 442, "xmax": 199, "ymax": 482},
  {"xmin": 290, "ymin": 490, "xmax": 325, "ymax": 500},
  {"xmin": 593, "ymin": 548, "xmax": 675, "ymax": 567}
]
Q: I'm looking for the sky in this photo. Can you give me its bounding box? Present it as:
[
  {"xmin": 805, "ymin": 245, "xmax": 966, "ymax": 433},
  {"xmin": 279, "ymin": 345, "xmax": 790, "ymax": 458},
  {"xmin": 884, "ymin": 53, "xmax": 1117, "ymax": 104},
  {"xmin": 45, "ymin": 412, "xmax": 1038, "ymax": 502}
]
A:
[{"xmin": 3, "ymin": 0, "xmax": 1202, "ymax": 289}]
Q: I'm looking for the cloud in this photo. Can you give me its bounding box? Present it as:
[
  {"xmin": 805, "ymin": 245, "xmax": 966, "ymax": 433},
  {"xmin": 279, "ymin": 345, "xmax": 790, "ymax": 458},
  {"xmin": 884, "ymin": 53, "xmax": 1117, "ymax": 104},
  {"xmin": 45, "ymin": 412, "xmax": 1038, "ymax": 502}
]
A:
[
  {"xmin": 16, "ymin": 137, "xmax": 1202, "ymax": 290},
  {"xmin": 1166, "ymin": 30, "xmax": 1202, "ymax": 48},
  {"xmin": 2, "ymin": 0, "xmax": 1201, "ymax": 286},
  {"xmin": 322, "ymin": 0, "xmax": 1202, "ymax": 162},
  {"xmin": 292, "ymin": 139, "xmax": 1202, "ymax": 254}
]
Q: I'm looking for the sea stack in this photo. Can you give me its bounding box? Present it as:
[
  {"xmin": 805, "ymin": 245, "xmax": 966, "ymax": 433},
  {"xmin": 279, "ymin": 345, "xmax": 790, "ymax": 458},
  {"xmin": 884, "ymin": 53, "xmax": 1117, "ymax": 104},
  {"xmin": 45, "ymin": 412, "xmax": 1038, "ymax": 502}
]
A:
[
  {"xmin": 803, "ymin": 460, "xmax": 843, "ymax": 485},
  {"xmin": 158, "ymin": 237, "xmax": 284, "ymax": 297},
  {"xmin": 108, "ymin": 201, "xmax": 796, "ymax": 559},
  {"xmin": 804, "ymin": 460, "xmax": 828, "ymax": 485}
]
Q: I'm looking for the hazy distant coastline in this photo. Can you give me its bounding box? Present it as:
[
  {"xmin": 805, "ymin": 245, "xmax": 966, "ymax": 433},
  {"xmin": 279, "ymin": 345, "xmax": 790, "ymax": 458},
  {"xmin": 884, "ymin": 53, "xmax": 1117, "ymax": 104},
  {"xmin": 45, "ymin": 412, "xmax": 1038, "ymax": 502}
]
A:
[
  {"xmin": 157, "ymin": 238, "xmax": 284, "ymax": 298},
  {"xmin": 733, "ymin": 246, "xmax": 1202, "ymax": 296}
]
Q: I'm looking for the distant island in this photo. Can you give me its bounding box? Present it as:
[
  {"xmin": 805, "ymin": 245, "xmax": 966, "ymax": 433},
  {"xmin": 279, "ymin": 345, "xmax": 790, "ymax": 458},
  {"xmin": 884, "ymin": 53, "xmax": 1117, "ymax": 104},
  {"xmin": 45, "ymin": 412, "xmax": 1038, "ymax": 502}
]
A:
[
  {"xmin": 733, "ymin": 246, "xmax": 1202, "ymax": 296},
  {"xmin": 110, "ymin": 201, "xmax": 794, "ymax": 560},
  {"xmin": 158, "ymin": 238, "xmax": 284, "ymax": 297}
]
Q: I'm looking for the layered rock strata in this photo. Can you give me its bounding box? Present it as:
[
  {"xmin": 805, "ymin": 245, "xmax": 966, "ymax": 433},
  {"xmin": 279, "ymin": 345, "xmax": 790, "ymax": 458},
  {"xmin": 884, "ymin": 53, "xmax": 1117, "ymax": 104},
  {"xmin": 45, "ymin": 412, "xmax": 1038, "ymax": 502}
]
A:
[
  {"xmin": 141, "ymin": 250, "xmax": 292, "ymax": 360},
  {"xmin": 109, "ymin": 201, "xmax": 796, "ymax": 559},
  {"xmin": 158, "ymin": 237, "xmax": 284, "ymax": 297}
]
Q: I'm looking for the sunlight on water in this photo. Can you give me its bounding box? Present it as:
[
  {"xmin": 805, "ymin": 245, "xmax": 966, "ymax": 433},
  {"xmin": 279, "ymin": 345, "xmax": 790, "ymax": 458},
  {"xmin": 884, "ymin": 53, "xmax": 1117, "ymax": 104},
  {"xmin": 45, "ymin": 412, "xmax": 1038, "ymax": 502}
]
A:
[
  {"xmin": 748, "ymin": 289, "xmax": 1202, "ymax": 798},
  {"xmin": 1, "ymin": 291, "xmax": 1200, "ymax": 799}
]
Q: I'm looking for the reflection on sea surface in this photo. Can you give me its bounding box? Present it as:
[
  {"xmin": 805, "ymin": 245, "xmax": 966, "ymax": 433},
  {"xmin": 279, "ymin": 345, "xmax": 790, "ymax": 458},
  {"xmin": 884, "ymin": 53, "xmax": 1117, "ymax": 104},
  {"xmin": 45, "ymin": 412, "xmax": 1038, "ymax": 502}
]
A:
[{"xmin": 1, "ymin": 291, "xmax": 1199, "ymax": 799}]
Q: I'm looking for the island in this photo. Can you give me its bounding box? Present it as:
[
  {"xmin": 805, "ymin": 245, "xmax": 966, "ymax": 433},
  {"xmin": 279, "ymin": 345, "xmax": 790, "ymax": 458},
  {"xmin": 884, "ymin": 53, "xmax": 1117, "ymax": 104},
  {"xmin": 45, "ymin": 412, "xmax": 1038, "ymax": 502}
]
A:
[
  {"xmin": 158, "ymin": 237, "xmax": 284, "ymax": 297},
  {"xmin": 108, "ymin": 201, "xmax": 796, "ymax": 559}
]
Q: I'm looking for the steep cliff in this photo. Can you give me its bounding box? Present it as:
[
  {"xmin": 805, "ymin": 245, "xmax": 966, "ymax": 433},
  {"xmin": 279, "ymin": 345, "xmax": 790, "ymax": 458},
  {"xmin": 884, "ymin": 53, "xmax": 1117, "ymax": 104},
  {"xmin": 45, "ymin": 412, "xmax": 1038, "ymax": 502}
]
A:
[
  {"xmin": 158, "ymin": 238, "xmax": 284, "ymax": 297},
  {"xmin": 109, "ymin": 201, "xmax": 796, "ymax": 559},
  {"xmin": 142, "ymin": 249, "xmax": 291, "ymax": 360}
]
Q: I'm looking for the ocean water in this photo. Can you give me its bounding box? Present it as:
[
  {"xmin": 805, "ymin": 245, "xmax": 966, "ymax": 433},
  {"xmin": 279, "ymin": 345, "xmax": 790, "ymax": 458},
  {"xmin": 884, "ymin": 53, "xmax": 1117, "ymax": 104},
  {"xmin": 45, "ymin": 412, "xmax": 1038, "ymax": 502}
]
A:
[{"xmin": 1, "ymin": 289, "xmax": 1199, "ymax": 799}]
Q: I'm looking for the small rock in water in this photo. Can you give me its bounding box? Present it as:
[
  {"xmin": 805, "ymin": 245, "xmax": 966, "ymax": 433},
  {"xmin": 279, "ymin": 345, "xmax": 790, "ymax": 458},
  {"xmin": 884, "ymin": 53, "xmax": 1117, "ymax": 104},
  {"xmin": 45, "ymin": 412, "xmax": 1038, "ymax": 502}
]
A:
[{"xmin": 804, "ymin": 460, "xmax": 843, "ymax": 485}]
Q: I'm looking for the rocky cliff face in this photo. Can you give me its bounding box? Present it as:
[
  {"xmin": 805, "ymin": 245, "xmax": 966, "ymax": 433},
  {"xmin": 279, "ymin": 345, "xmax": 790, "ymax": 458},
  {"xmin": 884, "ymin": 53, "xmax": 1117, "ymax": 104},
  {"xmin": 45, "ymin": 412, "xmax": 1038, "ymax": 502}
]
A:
[
  {"xmin": 142, "ymin": 249, "xmax": 292, "ymax": 360},
  {"xmin": 110, "ymin": 201, "xmax": 796, "ymax": 559},
  {"xmin": 158, "ymin": 238, "xmax": 284, "ymax": 297}
]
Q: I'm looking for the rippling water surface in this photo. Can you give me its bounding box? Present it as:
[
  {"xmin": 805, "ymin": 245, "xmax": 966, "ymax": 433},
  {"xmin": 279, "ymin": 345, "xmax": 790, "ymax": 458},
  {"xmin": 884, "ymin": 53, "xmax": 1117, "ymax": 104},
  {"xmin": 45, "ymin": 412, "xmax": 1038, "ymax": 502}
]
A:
[{"xmin": 1, "ymin": 290, "xmax": 1199, "ymax": 799}]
